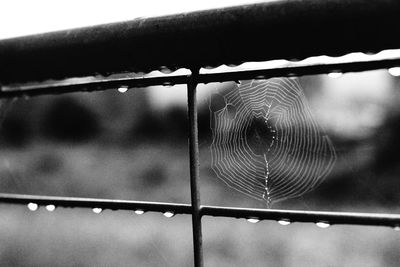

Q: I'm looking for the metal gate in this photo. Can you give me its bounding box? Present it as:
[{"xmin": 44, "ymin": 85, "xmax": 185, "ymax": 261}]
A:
[{"xmin": 1, "ymin": 1, "xmax": 400, "ymax": 266}]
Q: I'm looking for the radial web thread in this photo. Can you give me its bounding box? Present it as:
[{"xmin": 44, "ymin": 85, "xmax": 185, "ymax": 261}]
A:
[{"xmin": 210, "ymin": 78, "xmax": 336, "ymax": 207}]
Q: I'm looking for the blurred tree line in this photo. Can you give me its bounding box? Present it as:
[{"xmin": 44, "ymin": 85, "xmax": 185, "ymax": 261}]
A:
[{"xmin": 0, "ymin": 88, "xmax": 204, "ymax": 147}]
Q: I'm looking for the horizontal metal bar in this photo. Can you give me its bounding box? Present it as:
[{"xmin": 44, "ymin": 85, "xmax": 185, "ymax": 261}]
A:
[
  {"xmin": 0, "ymin": 193, "xmax": 399, "ymax": 228},
  {"xmin": 1, "ymin": 56, "xmax": 400, "ymax": 98},
  {"xmin": 0, "ymin": 193, "xmax": 192, "ymax": 214},
  {"xmin": 202, "ymin": 56, "xmax": 400, "ymax": 83},
  {"xmin": 0, "ymin": 75, "xmax": 189, "ymax": 98},
  {"xmin": 1, "ymin": 0, "xmax": 400, "ymax": 84},
  {"xmin": 201, "ymin": 206, "xmax": 400, "ymax": 228}
]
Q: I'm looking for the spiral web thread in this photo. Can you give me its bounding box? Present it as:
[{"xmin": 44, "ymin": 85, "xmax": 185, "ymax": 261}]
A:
[{"xmin": 210, "ymin": 78, "xmax": 336, "ymax": 207}]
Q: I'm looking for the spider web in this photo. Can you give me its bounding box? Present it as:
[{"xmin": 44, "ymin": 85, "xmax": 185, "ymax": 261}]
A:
[{"xmin": 209, "ymin": 78, "xmax": 336, "ymax": 207}]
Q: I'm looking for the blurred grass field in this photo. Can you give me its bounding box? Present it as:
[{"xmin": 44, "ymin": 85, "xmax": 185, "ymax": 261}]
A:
[
  {"xmin": 0, "ymin": 198, "xmax": 399, "ymax": 266},
  {"xmin": 0, "ymin": 143, "xmax": 399, "ymax": 267}
]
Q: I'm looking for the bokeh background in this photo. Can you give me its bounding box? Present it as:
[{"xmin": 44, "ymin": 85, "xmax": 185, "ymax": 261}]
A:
[{"xmin": 0, "ymin": 69, "xmax": 399, "ymax": 266}]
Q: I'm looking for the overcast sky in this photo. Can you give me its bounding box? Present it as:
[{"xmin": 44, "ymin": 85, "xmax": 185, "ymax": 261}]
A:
[{"xmin": 0, "ymin": 0, "xmax": 263, "ymax": 40}]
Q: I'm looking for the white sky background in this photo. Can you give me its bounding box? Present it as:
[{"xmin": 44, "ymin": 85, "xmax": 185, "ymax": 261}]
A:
[{"xmin": 0, "ymin": 0, "xmax": 263, "ymax": 40}]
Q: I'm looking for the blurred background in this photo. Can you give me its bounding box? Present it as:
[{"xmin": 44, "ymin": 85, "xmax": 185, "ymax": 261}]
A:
[
  {"xmin": 0, "ymin": 69, "xmax": 399, "ymax": 266},
  {"xmin": 1, "ymin": 1, "xmax": 400, "ymax": 266}
]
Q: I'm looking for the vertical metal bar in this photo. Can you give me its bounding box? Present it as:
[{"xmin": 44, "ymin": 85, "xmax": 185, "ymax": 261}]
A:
[{"xmin": 187, "ymin": 68, "xmax": 204, "ymax": 267}]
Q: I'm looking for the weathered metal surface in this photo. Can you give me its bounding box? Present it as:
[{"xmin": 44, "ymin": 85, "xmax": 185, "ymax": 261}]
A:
[{"xmin": 1, "ymin": 0, "xmax": 400, "ymax": 84}]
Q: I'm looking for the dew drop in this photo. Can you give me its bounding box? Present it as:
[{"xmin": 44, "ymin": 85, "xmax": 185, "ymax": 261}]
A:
[
  {"xmin": 163, "ymin": 211, "xmax": 175, "ymax": 218},
  {"xmin": 92, "ymin": 208, "xmax": 102, "ymax": 214},
  {"xmin": 393, "ymin": 225, "xmax": 400, "ymax": 231},
  {"xmin": 316, "ymin": 221, "xmax": 330, "ymax": 228},
  {"xmin": 247, "ymin": 218, "xmax": 260, "ymax": 223},
  {"xmin": 388, "ymin": 67, "xmax": 400, "ymax": 77},
  {"xmin": 277, "ymin": 219, "xmax": 291, "ymax": 226},
  {"xmin": 159, "ymin": 66, "xmax": 172, "ymax": 74},
  {"xmin": 328, "ymin": 72, "xmax": 343, "ymax": 78},
  {"xmin": 117, "ymin": 86, "xmax": 129, "ymax": 93},
  {"xmin": 162, "ymin": 82, "xmax": 173, "ymax": 87},
  {"xmin": 27, "ymin": 202, "xmax": 38, "ymax": 211},
  {"xmin": 45, "ymin": 204, "xmax": 56, "ymax": 212},
  {"xmin": 134, "ymin": 209, "xmax": 145, "ymax": 215}
]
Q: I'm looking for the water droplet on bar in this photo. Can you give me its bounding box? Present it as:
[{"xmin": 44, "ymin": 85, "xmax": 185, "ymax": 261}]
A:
[
  {"xmin": 316, "ymin": 221, "xmax": 330, "ymax": 228},
  {"xmin": 92, "ymin": 208, "xmax": 102, "ymax": 214},
  {"xmin": 134, "ymin": 209, "xmax": 145, "ymax": 215},
  {"xmin": 159, "ymin": 66, "xmax": 172, "ymax": 74},
  {"xmin": 328, "ymin": 72, "xmax": 343, "ymax": 78},
  {"xmin": 247, "ymin": 218, "xmax": 260, "ymax": 224},
  {"xmin": 394, "ymin": 225, "xmax": 400, "ymax": 231},
  {"xmin": 45, "ymin": 204, "xmax": 56, "ymax": 212},
  {"xmin": 162, "ymin": 82, "xmax": 173, "ymax": 87},
  {"xmin": 117, "ymin": 86, "xmax": 128, "ymax": 93},
  {"xmin": 388, "ymin": 67, "xmax": 400, "ymax": 77},
  {"xmin": 277, "ymin": 219, "xmax": 291, "ymax": 226},
  {"xmin": 27, "ymin": 202, "xmax": 38, "ymax": 211},
  {"xmin": 163, "ymin": 211, "xmax": 175, "ymax": 218}
]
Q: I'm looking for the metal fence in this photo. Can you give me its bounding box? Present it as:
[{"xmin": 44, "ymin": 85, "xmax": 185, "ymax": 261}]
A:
[{"xmin": 1, "ymin": 1, "xmax": 400, "ymax": 266}]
